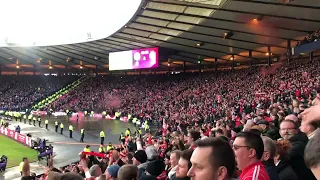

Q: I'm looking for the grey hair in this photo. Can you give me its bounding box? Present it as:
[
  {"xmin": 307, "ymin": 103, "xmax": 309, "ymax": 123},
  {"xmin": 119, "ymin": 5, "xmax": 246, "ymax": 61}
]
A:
[{"xmin": 262, "ymin": 136, "xmax": 276, "ymax": 158}]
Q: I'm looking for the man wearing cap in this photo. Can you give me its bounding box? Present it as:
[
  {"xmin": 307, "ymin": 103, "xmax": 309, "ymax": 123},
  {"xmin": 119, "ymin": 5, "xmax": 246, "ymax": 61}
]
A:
[
  {"xmin": 105, "ymin": 165, "xmax": 120, "ymax": 180},
  {"xmin": 133, "ymin": 150, "xmax": 148, "ymax": 178},
  {"xmin": 257, "ymin": 120, "xmax": 280, "ymax": 140}
]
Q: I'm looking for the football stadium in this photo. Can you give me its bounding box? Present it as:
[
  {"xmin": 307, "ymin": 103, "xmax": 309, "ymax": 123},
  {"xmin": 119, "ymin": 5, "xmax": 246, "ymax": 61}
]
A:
[{"xmin": 0, "ymin": 0, "xmax": 320, "ymax": 180}]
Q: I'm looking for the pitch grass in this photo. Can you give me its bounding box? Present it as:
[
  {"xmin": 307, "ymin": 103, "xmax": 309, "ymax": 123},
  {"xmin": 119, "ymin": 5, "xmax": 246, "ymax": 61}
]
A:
[{"xmin": 0, "ymin": 135, "xmax": 38, "ymax": 168}]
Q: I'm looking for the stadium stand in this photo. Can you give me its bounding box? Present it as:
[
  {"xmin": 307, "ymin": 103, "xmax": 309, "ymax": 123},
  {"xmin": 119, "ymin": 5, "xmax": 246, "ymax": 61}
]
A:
[
  {"xmin": 0, "ymin": 76, "xmax": 79, "ymax": 111},
  {"xmin": 1, "ymin": 0, "xmax": 320, "ymax": 180},
  {"xmin": 0, "ymin": 56, "xmax": 319, "ymax": 180}
]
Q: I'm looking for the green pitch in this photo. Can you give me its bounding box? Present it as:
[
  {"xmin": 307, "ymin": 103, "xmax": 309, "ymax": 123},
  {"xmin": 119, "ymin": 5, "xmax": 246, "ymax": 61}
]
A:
[{"xmin": 0, "ymin": 135, "xmax": 38, "ymax": 168}]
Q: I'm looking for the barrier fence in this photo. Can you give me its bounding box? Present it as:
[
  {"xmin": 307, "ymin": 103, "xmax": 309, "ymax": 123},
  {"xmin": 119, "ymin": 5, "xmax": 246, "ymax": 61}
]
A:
[{"xmin": 0, "ymin": 127, "xmax": 32, "ymax": 147}]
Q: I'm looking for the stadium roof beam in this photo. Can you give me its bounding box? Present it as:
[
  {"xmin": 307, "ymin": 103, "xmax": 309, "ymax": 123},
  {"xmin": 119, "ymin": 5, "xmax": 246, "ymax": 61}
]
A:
[
  {"xmin": 150, "ymin": 0, "xmax": 320, "ymax": 23},
  {"xmin": 130, "ymin": 21, "xmax": 287, "ymax": 49},
  {"xmin": 42, "ymin": 48, "xmax": 100, "ymax": 69},
  {"xmin": 73, "ymin": 42, "xmax": 116, "ymax": 55},
  {"xmin": 124, "ymin": 26, "xmax": 279, "ymax": 56},
  {"xmin": 116, "ymin": 32, "xmax": 245, "ymax": 62},
  {"xmin": 47, "ymin": 47, "xmax": 105, "ymax": 68},
  {"xmin": 55, "ymin": 45, "xmax": 109, "ymax": 63},
  {"xmin": 111, "ymin": 35, "xmax": 232, "ymax": 64},
  {"xmin": 232, "ymin": 0, "xmax": 320, "ymax": 9},
  {"xmin": 8, "ymin": 48, "xmax": 71, "ymax": 68},
  {"xmin": 23, "ymin": 48, "xmax": 79, "ymax": 70},
  {"xmin": 100, "ymin": 39, "xmax": 142, "ymax": 51},
  {"xmin": 0, "ymin": 48, "xmax": 40, "ymax": 67},
  {"xmin": 145, "ymin": 6, "xmax": 310, "ymax": 33},
  {"xmin": 99, "ymin": 39, "xmax": 144, "ymax": 51},
  {"xmin": 60, "ymin": 44, "xmax": 110, "ymax": 59},
  {"xmin": 91, "ymin": 41, "xmax": 129, "ymax": 52},
  {"xmin": 136, "ymin": 15, "xmax": 300, "ymax": 41},
  {"xmin": 53, "ymin": 46, "xmax": 106, "ymax": 64}
]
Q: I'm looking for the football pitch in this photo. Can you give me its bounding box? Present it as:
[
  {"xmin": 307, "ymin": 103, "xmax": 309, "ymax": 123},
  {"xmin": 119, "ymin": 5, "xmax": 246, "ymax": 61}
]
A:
[{"xmin": 0, "ymin": 135, "xmax": 38, "ymax": 168}]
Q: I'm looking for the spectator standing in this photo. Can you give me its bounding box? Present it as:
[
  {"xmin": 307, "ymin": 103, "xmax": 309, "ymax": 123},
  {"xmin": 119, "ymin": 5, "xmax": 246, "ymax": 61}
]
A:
[
  {"xmin": 279, "ymin": 120, "xmax": 315, "ymax": 180},
  {"xmin": 261, "ymin": 136, "xmax": 280, "ymax": 180},
  {"xmin": 304, "ymin": 130, "xmax": 320, "ymax": 180},
  {"xmin": 172, "ymin": 149, "xmax": 193, "ymax": 180},
  {"xmin": 168, "ymin": 150, "xmax": 182, "ymax": 180},
  {"xmin": 274, "ymin": 140, "xmax": 298, "ymax": 180},
  {"xmin": 118, "ymin": 164, "xmax": 138, "ymax": 180},
  {"xmin": 133, "ymin": 150, "xmax": 148, "ymax": 178},
  {"xmin": 300, "ymin": 121, "xmax": 319, "ymax": 139},
  {"xmin": 188, "ymin": 138, "xmax": 236, "ymax": 180},
  {"xmin": 233, "ymin": 131, "xmax": 269, "ymax": 180},
  {"xmin": 187, "ymin": 130, "xmax": 200, "ymax": 150},
  {"xmin": 105, "ymin": 165, "xmax": 120, "ymax": 180}
]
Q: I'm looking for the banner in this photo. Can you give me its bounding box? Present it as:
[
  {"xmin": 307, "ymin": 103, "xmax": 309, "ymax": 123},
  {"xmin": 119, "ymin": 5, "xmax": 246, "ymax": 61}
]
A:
[
  {"xmin": 31, "ymin": 110, "xmax": 130, "ymax": 121},
  {"xmin": 0, "ymin": 127, "xmax": 32, "ymax": 147},
  {"xmin": 31, "ymin": 111, "xmax": 47, "ymax": 116}
]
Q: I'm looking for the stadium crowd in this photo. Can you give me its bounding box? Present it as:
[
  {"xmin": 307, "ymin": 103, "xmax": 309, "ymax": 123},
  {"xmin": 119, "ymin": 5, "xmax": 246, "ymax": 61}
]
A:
[
  {"xmin": 0, "ymin": 76, "xmax": 78, "ymax": 111},
  {"xmin": 51, "ymin": 57, "xmax": 320, "ymax": 131},
  {"xmin": 13, "ymin": 55, "xmax": 320, "ymax": 180}
]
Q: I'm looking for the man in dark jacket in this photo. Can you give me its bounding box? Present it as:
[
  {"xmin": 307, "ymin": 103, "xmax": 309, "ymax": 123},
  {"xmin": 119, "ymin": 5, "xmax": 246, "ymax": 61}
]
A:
[
  {"xmin": 279, "ymin": 120, "xmax": 316, "ymax": 180},
  {"xmin": 257, "ymin": 120, "xmax": 280, "ymax": 140},
  {"xmin": 261, "ymin": 136, "xmax": 280, "ymax": 180},
  {"xmin": 133, "ymin": 150, "xmax": 148, "ymax": 178}
]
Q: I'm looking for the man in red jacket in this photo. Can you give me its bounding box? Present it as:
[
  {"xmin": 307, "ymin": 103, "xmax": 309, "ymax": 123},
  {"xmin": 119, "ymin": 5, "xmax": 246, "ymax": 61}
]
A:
[{"xmin": 233, "ymin": 131, "xmax": 270, "ymax": 180}]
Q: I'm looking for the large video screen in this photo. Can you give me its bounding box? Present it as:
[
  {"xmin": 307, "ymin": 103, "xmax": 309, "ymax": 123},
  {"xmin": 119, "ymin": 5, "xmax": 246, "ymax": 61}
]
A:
[{"xmin": 109, "ymin": 47, "xmax": 159, "ymax": 71}]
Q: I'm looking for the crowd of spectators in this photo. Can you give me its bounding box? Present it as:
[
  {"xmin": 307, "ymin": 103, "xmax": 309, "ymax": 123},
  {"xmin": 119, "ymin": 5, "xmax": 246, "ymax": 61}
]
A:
[
  {"xmin": 295, "ymin": 29, "xmax": 320, "ymax": 47},
  {"xmin": 11, "ymin": 55, "xmax": 320, "ymax": 180},
  {"xmin": 0, "ymin": 76, "xmax": 78, "ymax": 111},
  {"xmin": 19, "ymin": 106, "xmax": 320, "ymax": 180},
  {"xmin": 52, "ymin": 57, "xmax": 320, "ymax": 130}
]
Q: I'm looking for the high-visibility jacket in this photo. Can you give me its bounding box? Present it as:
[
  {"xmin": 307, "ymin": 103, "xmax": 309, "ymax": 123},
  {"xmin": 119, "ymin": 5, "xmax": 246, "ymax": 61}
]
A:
[
  {"xmin": 69, "ymin": 125, "xmax": 73, "ymax": 131},
  {"xmin": 100, "ymin": 131, "xmax": 105, "ymax": 137},
  {"xmin": 138, "ymin": 129, "xmax": 142, "ymax": 135},
  {"xmin": 83, "ymin": 147, "xmax": 90, "ymax": 153},
  {"xmin": 132, "ymin": 118, "xmax": 137, "ymax": 124},
  {"xmin": 23, "ymin": 115, "xmax": 27, "ymax": 119},
  {"xmin": 60, "ymin": 123, "xmax": 64, "ymax": 129},
  {"xmin": 128, "ymin": 114, "xmax": 132, "ymax": 120},
  {"xmin": 28, "ymin": 115, "xmax": 32, "ymax": 120},
  {"xmin": 33, "ymin": 117, "xmax": 36, "ymax": 121},
  {"xmin": 1, "ymin": 119, "xmax": 4, "ymax": 125},
  {"xmin": 145, "ymin": 124, "xmax": 149, "ymax": 131},
  {"xmin": 99, "ymin": 146, "xmax": 106, "ymax": 153},
  {"xmin": 81, "ymin": 129, "xmax": 85, "ymax": 134},
  {"xmin": 107, "ymin": 145, "xmax": 114, "ymax": 151},
  {"xmin": 55, "ymin": 121, "xmax": 58, "ymax": 126},
  {"xmin": 84, "ymin": 111, "xmax": 87, "ymax": 115},
  {"xmin": 125, "ymin": 130, "xmax": 130, "ymax": 137},
  {"xmin": 19, "ymin": 162, "xmax": 24, "ymax": 172},
  {"xmin": 38, "ymin": 117, "xmax": 41, "ymax": 121},
  {"xmin": 120, "ymin": 134, "xmax": 125, "ymax": 140},
  {"xmin": 45, "ymin": 120, "xmax": 49, "ymax": 124}
]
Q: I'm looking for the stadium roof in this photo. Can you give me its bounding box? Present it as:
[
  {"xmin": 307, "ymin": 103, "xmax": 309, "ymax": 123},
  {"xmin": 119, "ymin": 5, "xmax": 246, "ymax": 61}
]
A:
[{"xmin": 0, "ymin": 0, "xmax": 319, "ymax": 72}]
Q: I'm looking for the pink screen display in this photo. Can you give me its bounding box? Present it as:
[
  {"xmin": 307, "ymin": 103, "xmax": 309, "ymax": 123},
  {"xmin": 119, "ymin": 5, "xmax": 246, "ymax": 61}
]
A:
[{"xmin": 131, "ymin": 47, "xmax": 158, "ymax": 69}]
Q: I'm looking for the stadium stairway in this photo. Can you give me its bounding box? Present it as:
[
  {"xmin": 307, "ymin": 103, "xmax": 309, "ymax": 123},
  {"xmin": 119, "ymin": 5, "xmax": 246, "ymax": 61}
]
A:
[{"xmin": 32, "ymin": 76, "xmax": 88, "ymax": 111}]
